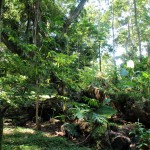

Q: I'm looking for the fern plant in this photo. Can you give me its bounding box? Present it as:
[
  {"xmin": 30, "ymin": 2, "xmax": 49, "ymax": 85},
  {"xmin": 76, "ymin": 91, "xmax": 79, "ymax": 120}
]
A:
[
  {"xmin": 91, "ymin": 113, "xmax": 107, "ymax": 125},
  {"xmin": 67, "ymin": 94, "xmax": 116, "ymax": 141},
  {"xmin": 70, "ymin": 106, "xmax": 90, "ymax": 120},
  {"xmin": 83, "ymin": 96, "xmax": 99, "ymax": 107}
]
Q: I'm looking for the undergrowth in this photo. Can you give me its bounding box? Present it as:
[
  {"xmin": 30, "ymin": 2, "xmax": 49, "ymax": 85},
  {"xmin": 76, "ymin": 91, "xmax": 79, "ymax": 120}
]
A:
[{"xmin": 3, "ymin": 127, "xmax": 91, "ymax": 150}]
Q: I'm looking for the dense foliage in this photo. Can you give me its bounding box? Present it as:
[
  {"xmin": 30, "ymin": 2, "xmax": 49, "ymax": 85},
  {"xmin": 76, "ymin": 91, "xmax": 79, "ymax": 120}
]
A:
[{"xmin": 0, "ymin": 0, "xmax": 150, "ymax": 149}]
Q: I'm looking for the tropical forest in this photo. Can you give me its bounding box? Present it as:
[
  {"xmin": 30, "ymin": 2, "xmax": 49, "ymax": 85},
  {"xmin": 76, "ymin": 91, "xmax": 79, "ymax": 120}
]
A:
[{"xmin": 0, "ymin": 0, "xmax": 150, "ymax": 149}]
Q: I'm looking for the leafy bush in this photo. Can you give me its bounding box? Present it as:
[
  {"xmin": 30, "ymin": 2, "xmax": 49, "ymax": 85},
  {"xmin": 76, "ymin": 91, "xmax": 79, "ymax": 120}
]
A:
[
  {"xmin": 61, "ymin": 123, "xmax": 80, "ymax": 138},
  {"xmin": 118, "ymin": 69, "xmax": 150, "ymax": 99},
  {"xmin": 129, "ymin": 122, "xmax": 150, "ymax": 149},
  {"xmin": 68, "ymin": 95, "xmax": 116, "ymax": 142}
]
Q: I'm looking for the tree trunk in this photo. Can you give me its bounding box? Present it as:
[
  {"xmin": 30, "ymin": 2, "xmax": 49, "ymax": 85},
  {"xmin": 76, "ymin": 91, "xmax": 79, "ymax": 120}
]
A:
[
  {"xmin": 0, "ymin": 0, "xmax": 2, "ymax": 16},
  {"xmin": 147, "ymin": 44, "xmax": 150, "ymax": 94},
  {"xmin": 147, "ymin": 44, "xmax": 150, "ymax": 69},
  {"xmin": 111, "ymin": 0, "xmax": 117, "ymax": 83},
  {"xmin": 133, "ymin": 0, "xmax": 142, "ymax": 62},
  {"xmin": 63, "ymin": 0, "xmax": 87, "ymax": 33},
  {"xmin": 33, "ymin": 0, "xmax": 41, "ymax": 130},
  {"xmin": 1, "ymin": 0, "xmax": 86, "ymax": 55},
  {"xmin": 0, "ymin": 115, "xmax": 3, "ymax": 150},
  {"xmin": 0, "ymin": 106, "xmax": 9, "ymax": 150},
  {"xmin": 0, "ymin": 0, "xmax": 3, "ymax": 42},
  {"xmin": 35, "ymin": 95, "xmax": 40, "ymax": 130},
  {"xmin": 126, "ymin": 17, "xmax": 130, "ymax": 58},
  {"xmin": 99, "ymin": 42, "xmax": 102, "ymax": 72}
]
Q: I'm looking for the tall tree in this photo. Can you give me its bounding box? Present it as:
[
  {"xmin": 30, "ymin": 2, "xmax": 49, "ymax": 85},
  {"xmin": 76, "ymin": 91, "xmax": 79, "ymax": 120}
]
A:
[
  {"xmin": 0, "ymin": 0, "xmax": 3, "ymax": 42},
  {"xmin": 133, "ymin": 0, "xmax": 142, "ymax": 62},
  {"xmin": 111, "ymin": 0, "xmax": 117, "ymax": 82},
  {"xmin": 0, "ymin": 106, "xmax": 9, "ymax": 150},
  {"xmin": 33, "ymin": 0, "xmax": 41, "ymax": 130},
  {"xmin": 147, "ymin": 44, "xmax": 150, "ymax": 69}
]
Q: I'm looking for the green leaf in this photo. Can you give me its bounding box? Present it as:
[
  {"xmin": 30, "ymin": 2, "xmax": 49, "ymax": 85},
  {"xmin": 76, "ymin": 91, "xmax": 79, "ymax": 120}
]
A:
[
  {"xmin": 120, "ymin": 68, "xmax": 129, "ymax": 76},
  {"xmin": 71, "ymin": 107, "xmax": 90, "ymax": 120},
  {"xmin": 92, "ymin": 113, "xmax": 107, "ymax": 124},
  {"xmin": 98, "ymin": 106, "xmax": 117, "ymax": 118}
]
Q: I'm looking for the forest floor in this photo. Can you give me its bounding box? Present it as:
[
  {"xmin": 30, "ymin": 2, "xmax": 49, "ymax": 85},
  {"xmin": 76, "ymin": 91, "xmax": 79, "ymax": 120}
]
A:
[
  {"xmin": 3, "ymin": 123, "xmax": 91, "ymax": 150},
  {"xmin": 3, "ymin": 116, "xmax": 150, "ymax": 150}
]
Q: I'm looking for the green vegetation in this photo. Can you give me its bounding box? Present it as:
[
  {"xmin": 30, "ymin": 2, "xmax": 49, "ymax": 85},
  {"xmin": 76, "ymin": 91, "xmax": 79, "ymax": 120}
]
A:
[
  {"xmin": 0, "ymin": 0, "xmax": 150, "ymax": 149},
  {"xmin": 129, "ymin": 122, "xmax": 150, "ymax": 149},
  {"xmin": 3, "ymin": 127, "xmax": 91, "ymax": 150}
]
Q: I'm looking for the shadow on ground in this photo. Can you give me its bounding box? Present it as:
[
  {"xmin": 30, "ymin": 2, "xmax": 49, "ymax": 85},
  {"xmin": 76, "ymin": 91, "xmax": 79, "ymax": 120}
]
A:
[{"xmin": 3, "ymin": 127, "xmax": 91, "ymax": 150}]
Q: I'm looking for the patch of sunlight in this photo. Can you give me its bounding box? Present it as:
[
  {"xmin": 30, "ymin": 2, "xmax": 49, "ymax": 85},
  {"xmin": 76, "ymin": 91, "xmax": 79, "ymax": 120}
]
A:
[
  {"xmin": 43, "ymin": 132, "xmax": 57, "ymax": 138},
  {"xmin": 18, "ymin": 145, "xmax": 40, "ymax": 150},
  {"xmin": 4, "ymin": 127, "xmax": 35, "ymax": 135},
  {"xmin": 3, "ymin": 145, "xmax": 40, "ymax": 150},
  {"xmin": 3, "ymin": 127, "xmax": 14, "ymax": 135},
  {"xmin": 116, "ymin": 58, "xmax": 123, "ymax": 66},
  {"xmin": 127, "ymin": 60, "xmax": 134, "ymax": 68},
  {"xmin": 14, "ymin": 127, "xmax": 35, "ymax": 134}
]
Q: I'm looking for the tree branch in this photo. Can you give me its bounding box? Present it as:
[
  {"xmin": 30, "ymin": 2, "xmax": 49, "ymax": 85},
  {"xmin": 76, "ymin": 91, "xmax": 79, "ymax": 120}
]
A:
[
  {"xmin": 62, "ymin": 0, "xmax": 87, "ymax": 33},
  {"xmin": 1, "ymin": 31, "xmax": 23, "ymax": 56},
  {"xmin": 1, "ymin": 0, "xmax": 87, "ymax": 56}
]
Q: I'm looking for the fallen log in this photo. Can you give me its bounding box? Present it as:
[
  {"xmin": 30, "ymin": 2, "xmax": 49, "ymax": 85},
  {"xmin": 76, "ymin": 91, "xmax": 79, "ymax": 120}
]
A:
[{"xmin": 112, "ymin": 93, "xmax": 150, "ymax": 127}]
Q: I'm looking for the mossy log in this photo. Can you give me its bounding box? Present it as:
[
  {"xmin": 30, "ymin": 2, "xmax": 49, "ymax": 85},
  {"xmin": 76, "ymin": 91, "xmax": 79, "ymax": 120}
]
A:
[
  {"xmin": 112, "ymin": 93, "xmax": 150, "ymax": 127},
  {"xmin": 5, "ymin": 97, "xmax": 65, "ymax": 126}
]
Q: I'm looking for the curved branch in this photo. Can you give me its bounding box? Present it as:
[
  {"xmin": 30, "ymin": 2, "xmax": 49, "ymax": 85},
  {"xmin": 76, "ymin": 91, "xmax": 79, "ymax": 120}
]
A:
[
  {"xmin": 1, "ymin": 32, "xmax": 23, "ymax": 56},
  {"xmin": 63, "ymin": 0, "xmax": 87, "ymax": 33}
]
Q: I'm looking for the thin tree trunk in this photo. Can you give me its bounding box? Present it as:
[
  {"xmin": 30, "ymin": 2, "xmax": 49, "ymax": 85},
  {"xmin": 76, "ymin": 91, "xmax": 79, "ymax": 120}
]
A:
[
  {"xmin": 35, "ymin": 89, "xmax": 40, "ymax": 130},
  {"xmin": 125, "ymin": 37, "xmax": 128, "ymax": 57},
  {"xmin": 25, "ymin": 2, "xmax": 31, "ymax": 43},
  {"xmin": 147, "ymin": 44, "xmax": 150, "ymax": 93},
  {"xmin": 0, "ymin": 0, "xmax": 3, "ymax": 42},
  {"xmin": 133, "ymin": 0, "xmax": 142, "ymax": 62},
  {"xmin": 33, "ymin": 0, "xmax": 41, "ymax": 46},
  {"xmin": 111, "ymin": 0, "xmax": 117, "ymax": 83},
  {"xmin": 147, "ymin": 44, "xmax": 150, "ymax": 68},
  {"xmin": 126, "ymin": 19, "xmax": 130, "ymax": 57},
  {"xmin": 99, "ymin": 42, "xmax": 102, "ymax": 72},
  {"xmin": 148, "ymin": 44, "xmax": 150, "ymax": 94},
  {"xmin": 128, "ymin": 1, "xmax": 136, "ymax": 60},
  {"xmin": 0, "ymin": 0, "xmax": 2, "ymax": 17},
  {"xmin": 0, "ymin": 106, "xmax": 9, "ymax": 150},
  {"xmin": 127, "ymin": 14, "xmax": 134, "ymax": 59},
  {"xmin": 0, "ymin": 115, "xmax": 3, "ymax": 150},
  {"xmin": 33, "ymin": 0, "xmax": 41, "ymax": 130}
]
